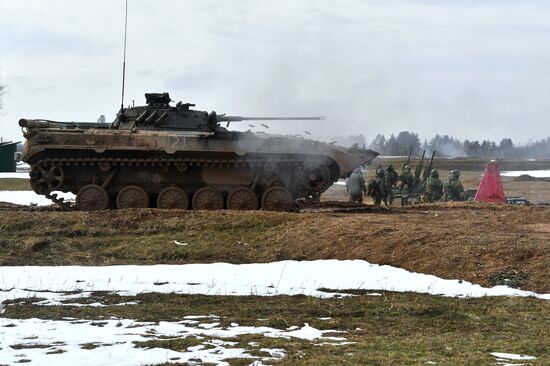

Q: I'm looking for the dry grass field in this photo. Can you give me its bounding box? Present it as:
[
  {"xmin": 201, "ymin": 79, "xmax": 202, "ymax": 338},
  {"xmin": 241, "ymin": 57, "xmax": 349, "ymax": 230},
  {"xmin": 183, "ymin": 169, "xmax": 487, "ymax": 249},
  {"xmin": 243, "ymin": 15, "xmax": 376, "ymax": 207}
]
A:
[{"xmin": 1, "ymin": 158, "xmax": 549, "ymax": 364}]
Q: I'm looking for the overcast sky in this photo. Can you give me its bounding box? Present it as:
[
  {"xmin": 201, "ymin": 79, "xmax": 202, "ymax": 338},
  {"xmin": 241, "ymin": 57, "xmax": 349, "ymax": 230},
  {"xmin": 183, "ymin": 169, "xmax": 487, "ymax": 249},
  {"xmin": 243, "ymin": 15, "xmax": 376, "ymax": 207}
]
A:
[{"xmin": 1, "ymin": 0, "xmax": 549, "ymax": 144}]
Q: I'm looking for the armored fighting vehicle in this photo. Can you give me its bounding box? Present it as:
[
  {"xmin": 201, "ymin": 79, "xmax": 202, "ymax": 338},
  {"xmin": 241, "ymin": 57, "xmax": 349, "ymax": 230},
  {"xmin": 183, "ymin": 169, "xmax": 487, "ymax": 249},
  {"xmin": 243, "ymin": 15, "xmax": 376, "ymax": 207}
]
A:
[{"xmin": 19, "ymin": 93, "xmax": 378, "ymax": 211}]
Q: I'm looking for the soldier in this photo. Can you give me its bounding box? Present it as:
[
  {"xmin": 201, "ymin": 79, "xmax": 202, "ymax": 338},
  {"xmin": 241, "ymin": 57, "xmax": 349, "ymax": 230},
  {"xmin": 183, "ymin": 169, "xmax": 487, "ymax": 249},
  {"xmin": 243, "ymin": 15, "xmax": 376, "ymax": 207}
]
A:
[
  {"xmin": 444, "ymin": 169, "xmax": 465, "ymax": 201},
  {"xmin": 346, "ymin": 168, "xmax": 367, "ymax": 203},
  {"xmin": 422, "ymin": 169, "xmax": 444, "ymax": 203},
  {"xmin": 398, "ymin": 164, "xmax": 414, "ymax": 206},
  {"xmin": 385, "ymin": 165, "xmax": 399, "ymax": 205},
  {"xmin": 367, "ymin": 168, "xmax": 388, "ymax": 206}
]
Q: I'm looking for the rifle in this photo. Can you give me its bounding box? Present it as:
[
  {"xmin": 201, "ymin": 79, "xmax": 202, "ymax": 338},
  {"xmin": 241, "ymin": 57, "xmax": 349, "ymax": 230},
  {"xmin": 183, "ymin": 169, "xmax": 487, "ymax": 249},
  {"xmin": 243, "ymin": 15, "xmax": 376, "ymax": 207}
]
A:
[
  {"xmin": 414, "ymin": 150, "xmax": 425, "ymax": 189},
  {"xmin": 403, "ymin": 149, "xmax": 412, "ymax": 170},
  {"xmin": 422, "ymin": 151, "xmax": 436, "ymax": 182}
]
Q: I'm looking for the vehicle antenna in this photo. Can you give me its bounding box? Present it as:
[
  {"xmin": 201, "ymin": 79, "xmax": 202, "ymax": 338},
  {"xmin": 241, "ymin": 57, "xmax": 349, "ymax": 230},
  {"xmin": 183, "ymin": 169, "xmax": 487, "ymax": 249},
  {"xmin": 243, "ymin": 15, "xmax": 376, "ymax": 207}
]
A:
[{"xmin": 120, "ymin": 0, "xmax": 129, "ymax": 112}]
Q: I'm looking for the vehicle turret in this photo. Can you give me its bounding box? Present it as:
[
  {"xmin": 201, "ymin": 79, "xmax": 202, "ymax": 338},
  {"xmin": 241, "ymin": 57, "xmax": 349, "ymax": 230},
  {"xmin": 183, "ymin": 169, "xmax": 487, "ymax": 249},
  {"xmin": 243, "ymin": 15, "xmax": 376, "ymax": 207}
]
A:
[{"xmin": 107, "ymin": 92, "xmax": 323, "ymax": 132}]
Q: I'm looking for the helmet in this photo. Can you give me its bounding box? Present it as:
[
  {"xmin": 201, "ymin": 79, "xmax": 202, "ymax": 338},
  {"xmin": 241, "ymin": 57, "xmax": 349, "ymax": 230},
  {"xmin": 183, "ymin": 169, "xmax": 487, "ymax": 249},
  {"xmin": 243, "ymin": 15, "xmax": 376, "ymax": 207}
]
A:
[
  {"xmin": 386, "ymin": 165, "xmax": 395, "ymax": 172},
  {"xmin": 430, "ymin": 169, "xmax": 439, "ymax": 179},
  {"xmin": 376, "ymin": 168, "xmax": 385, "ymax": 178},
  {"xmin": 403, "ymin": 164, "xmax": 410, "ymax": 172},
  {"xmin": 450, "ymin": 169, "xmax": 461, "ymax": 178}
]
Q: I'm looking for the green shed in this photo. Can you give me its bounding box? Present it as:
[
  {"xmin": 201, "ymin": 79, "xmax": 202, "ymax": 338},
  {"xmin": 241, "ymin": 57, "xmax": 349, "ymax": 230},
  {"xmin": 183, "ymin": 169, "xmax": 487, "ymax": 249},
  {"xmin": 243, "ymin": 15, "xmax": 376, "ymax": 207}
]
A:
[{"xmin": 0, "ymin": 141, "xmax": 20, "ymax": 172}]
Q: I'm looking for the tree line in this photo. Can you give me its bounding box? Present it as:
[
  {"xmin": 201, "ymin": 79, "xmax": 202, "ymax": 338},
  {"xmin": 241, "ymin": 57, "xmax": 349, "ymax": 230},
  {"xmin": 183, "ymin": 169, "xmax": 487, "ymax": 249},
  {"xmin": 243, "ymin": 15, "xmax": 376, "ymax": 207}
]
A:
[{"xmin": 363, "ymin": 132, "xmax": 550, "ymax": 158}]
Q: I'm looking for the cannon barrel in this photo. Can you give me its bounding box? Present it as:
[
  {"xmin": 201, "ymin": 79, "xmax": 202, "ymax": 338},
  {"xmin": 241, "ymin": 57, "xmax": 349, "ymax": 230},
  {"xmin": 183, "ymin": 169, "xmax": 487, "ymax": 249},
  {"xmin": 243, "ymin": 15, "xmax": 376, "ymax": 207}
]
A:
[
  {"xmin": 217, "ymin": 116, "xmax": 325, "ymax": 122},
  {"xmin": 19, "ymin": 119, "xmax": 109, "ymax": 129},
  {"xmin": 19, "ymin": 119, "xmax": 61, "ymax": 128}
]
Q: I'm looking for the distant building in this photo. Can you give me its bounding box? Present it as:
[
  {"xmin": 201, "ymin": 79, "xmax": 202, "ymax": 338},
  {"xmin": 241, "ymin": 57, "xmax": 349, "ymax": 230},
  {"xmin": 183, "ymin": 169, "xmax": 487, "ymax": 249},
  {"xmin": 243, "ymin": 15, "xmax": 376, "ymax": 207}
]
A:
[{"xmin": 0, "ymin": 141, "xmax": 20, "ymax": 172}]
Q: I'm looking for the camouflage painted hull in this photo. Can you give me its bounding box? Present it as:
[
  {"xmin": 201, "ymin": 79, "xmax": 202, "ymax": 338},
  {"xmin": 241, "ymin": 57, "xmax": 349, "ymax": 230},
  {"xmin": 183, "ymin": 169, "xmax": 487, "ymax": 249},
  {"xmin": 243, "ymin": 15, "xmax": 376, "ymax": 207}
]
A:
[{"xmin": 21, "ymin": 121, "xmax": 377, "ymax": 211}]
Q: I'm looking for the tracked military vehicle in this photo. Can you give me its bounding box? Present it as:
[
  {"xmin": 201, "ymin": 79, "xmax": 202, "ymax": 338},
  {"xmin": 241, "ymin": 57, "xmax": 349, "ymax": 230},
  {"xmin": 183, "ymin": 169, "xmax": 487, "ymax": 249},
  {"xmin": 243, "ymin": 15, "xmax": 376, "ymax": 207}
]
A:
[{"xmin": 19, "ymin": 93, "xmax": 378, "ymax": 211}]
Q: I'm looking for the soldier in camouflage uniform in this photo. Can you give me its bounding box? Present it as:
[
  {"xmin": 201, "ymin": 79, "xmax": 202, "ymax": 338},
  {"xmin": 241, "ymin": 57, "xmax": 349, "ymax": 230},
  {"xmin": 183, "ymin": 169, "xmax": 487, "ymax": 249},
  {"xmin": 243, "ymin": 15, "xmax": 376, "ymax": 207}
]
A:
[
  {"xmin": 385, "ymin": 165, "xmax": 399, "ymax": 205},
  {"xmin": 443, "ymin": 169, "xmax": 465, "ymax": 201},
  {"xmin": 367, "ymin": 168, "xmax": 388, "ymax": 206},
  {"xmin": 422, "ymin": 169, "xmax": 444, "ymax": 203},
  {"xmin": 398, "ymin": 164, "xmax": 414, "ymax": 206},
  {"xmin": 346, "ymin": 168, "xmax": 367, "ymax": 203}
]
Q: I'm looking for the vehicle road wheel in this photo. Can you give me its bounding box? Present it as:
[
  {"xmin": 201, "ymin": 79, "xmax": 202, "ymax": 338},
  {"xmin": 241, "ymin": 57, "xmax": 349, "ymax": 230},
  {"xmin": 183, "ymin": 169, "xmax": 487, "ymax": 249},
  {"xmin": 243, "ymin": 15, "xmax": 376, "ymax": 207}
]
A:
[
  {"xmin": 227, "ymin": 187, "xmax": 258, "ymax": 210},
  {"xmin": 30, "ymin": 162, "xmax": 64, "ymax": 194},
  {"xmin": 116, "ymin": 185, "xmax": 149, "ymax": 209},
  {"xmin": 76, "ymin": 184, "xmax": 109, "ymax": 211},
  {"xmin": 192, "ymin": 187, "xmax": 224, "ymax": 210},
  {"xmin": 261, "ymin": 187, "xmax": 294, "ymax": 211},
  {"xmin": 157, "ymin": 187, "xmax": 189, "ymax": 209}
]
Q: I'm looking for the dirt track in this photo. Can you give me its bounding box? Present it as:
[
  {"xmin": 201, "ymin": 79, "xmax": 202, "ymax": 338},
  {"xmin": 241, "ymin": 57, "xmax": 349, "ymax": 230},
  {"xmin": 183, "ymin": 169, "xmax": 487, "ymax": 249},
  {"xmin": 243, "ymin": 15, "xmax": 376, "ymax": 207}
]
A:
[{"xmin": 0, "ymin": 202, "xmax": 548, "ymax": 293}]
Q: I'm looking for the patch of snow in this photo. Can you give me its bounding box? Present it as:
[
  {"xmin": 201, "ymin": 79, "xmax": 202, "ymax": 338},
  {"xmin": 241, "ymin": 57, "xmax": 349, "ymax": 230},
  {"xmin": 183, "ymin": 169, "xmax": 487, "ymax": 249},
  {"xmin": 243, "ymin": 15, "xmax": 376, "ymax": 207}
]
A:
[
  {"xmin": 1, "ymin": 317, "xmax": 332, "ymax": 365},
  {"xmin": 317, "ymin": 317, "xmax": 331, "ymax": 320},
  {"xmin": 260, "ymin": 348, "xmax": 286, "ymax": 358},
  {"xmin": 501, "ymin": 170, "xmax": 550, "ymax": 178},
  {"xmin": 39, "ymin": 300, "xmax": 139, "ymax": 308},
  {"xmin": 173, "ymin": 240, "xmax": 188, "ymax": 246},
  {"xmin": 180, "ymin": 319, "xmax": 199, "ymax": 325},
  {"xmin": 248, "ymin": 361, "xmax": 268, "ymax": 366},
  {"xmin": 0, "ymin": 261, "xmax": 548, "ymax": 308},
  {"xmin": 491, "ymin": 352, "xmax": 536, "ymax": 360},
  {"xmin": 0, "ymin": 172, "xmax": 29, "ymax": 179},
  {"xmin": 279, "ymin": 323, "xmax": 341, "ymax": 341},
  {"xmin": 184, "ymin": 315, "xmax": 219, "ymax": 320},
  {"xmin": 0, "ymin": 190, "xmax": 75, "ymax": 206}
]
